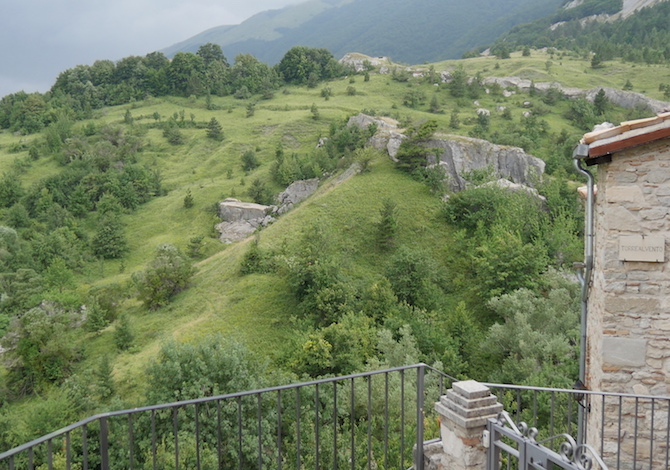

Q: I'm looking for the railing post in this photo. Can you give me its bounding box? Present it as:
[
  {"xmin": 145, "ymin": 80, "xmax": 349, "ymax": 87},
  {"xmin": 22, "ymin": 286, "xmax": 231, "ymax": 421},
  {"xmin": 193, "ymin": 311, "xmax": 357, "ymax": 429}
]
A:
[
  {"xmin": 416, "ymin": 364, "xmax": 425, "ymax": 470},
  {"xmin": 100, "ymin": 417, "xmax": 109, "ymax": 470},
  {"xmin": 429, "ymin": 380, "xmax": 502, "ymax": 470}
]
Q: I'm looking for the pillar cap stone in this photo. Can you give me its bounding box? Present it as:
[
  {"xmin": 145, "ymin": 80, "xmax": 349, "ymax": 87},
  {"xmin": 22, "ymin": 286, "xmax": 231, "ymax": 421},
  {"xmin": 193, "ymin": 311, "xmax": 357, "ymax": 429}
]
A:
[
  {"xmin": 453, "ymin": 380, "xmax": 492, "ymax": 400},
  {"xmin": 435, "ymin": 380, "xmax": 503, "ymax": 431}
]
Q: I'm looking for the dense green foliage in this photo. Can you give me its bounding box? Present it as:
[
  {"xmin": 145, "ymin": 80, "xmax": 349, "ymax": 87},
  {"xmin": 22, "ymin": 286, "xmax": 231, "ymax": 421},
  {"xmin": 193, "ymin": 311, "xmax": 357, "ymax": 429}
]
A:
[
  {"xmin": 0, "ymin": 45, "xmax": 346, "ymax": 135},
  {"xmin": 2, "ymin": 41, "xmax": 663, "ymax": 456},
  {"xmin": 276, "ymin": 46, "xmax": 344, "ymax": 85},
  {"xmin": 134, "ymin": 244, "xmax": 195, "ymax": 310}
]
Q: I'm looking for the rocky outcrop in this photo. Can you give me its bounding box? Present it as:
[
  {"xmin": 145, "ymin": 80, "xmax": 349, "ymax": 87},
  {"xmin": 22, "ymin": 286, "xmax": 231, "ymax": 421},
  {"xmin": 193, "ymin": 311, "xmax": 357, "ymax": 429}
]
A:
[
  {"xmin": 347, "ymin": 113, "xmax": 545, "ymax": 192},
  {"xmin": 216, "ymin": 199, "xmax": 275, "ymax": 243},
  {"xmin": 481, "ymin": 178, "xmax": 546, "ymax": 201},
  {"xmin": 483, "ymin": 77, "xmax": 582, "ymax": 99},
  {"xmin": 425, "ymin": 135, "xmax": 545, "ymax": 192},
  {"xmin": 276, "ymin": 178, "xmax": 319, "ymax": 215},
  {"xmin": 216, "ymin": 179, "xmax": 320, "ymax": 243},
  {"xmin": 552, "ymin": 0, "xmax": 664, "ymax": 29},
  {"xmin": 347, "ymin": 114, "xmax": 406, "ymax": 158},
  {"xmin": 483, "ymin": 77, "xmax": 670, "ymax": 113},
  {"xmin": 585, "ymin": 87, "xmax": 670, "ymax": 114},
  {"xmin": 339, "ymin": 53, "xmax": 393, "ymax": 73}
]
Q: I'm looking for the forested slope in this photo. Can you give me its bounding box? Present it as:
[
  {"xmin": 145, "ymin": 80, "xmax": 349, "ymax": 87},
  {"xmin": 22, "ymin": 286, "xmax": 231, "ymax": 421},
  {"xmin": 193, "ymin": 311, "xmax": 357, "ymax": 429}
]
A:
[
  {"xmin": 164, "ymin": 0, "xmax": 564, "ymax": 64},
  {"xmin": 490, "ymin": 0, "xmax": 670, "ymax": 65}
]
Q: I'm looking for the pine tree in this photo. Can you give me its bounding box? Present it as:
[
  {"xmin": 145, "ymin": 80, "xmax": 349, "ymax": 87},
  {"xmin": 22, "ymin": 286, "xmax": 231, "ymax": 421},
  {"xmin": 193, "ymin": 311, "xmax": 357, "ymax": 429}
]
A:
[
  {"xmin": 429, "ymin": 94, "xmax": 441, "ymax": 114},
  {"xmin": 376, "ymin": 198, "xmax": 398, "ymax": 251},
  {"xmin": 94, "ymin": 356, "xmax": 115, "ymax": 400},
  {"xmin": 92, "ymin": 214, "xmax": 128, "ymax": 259},
  {"xmin": 206, "ymin": 117, "xmax": 223, "ymax": 140},
  {"xmin": 183, "ymin": 189, "xmax": 194, "ymax": 208},
  {"xmin": 187, "ymin": 235, "xmax": 204, "ymax": 259},
  {"xmin": 114, "ymin": 315, "xmax": 134, "ymax": 351},
  {"xmin": 449, "ymin": 109, "xmax": 460, "ymax": 129},
  {"xmin": 594, "ymin": 88, "xmax": 608, "ymax": 115},
  {"xmin": 449, "ymin": 66, "xmax": 468, "ymax": 98},
  {"xmin": 85, "ymin": 297, "xmax": 108, "ymax": 332}
]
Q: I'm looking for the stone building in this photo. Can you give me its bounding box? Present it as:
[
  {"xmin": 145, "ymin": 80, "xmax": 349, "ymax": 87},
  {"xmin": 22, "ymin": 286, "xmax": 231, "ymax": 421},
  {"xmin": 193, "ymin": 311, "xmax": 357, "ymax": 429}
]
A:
[{"xmin": 576, "ymin": 112, "xmax": 670, "ymax": 465}]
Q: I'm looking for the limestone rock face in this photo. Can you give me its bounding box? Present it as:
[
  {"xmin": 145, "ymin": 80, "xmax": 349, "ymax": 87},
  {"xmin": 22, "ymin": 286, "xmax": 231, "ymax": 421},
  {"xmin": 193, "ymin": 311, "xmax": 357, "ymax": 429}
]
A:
[
  {"xmin": 339, "ymin": 53, "xmax": 392, "ymax": 72},
  {"xmin": 585, "ymin": 87, "xmax": 670, "ymax": 114},
  {"xmin": 218, "ymin": 199, "xmax": 270, "ymax": 222},
  {"xmin": 347, "ymin": 113, "xmax": 399, "ymax": 131},
  {"xmin": 425, "ymin": 135, "xmax": 545, "ymax": 191},
  {"xmin": 347, "ymin": 113, "xmax": 405, "ymax": 158},
  {"xmin": 347, "ymin": 113, "xmax": 545, "ymax": 191},
  {"xmin": 216, "ymin": 199, "xmax": 274, "ymax": 243},
  {"xmin": 216, "ymin": 178, "xmax": 321, "ymax": 242},
  {"xmin": 276, "ymin": 178, "xmax": 319, "ymax": 214},
  {"xmin": 483, "ymin": 77, "xmax": 670, "ymax": 113},
  {"xmin": 386, "ymin": 132, "xmax": 407, "ymax": 160}
]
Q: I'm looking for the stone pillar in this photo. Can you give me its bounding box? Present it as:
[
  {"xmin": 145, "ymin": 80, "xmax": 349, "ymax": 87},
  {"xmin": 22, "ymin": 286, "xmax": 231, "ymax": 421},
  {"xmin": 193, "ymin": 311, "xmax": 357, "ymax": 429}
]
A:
[{"xmin": 426, "ymin": 380, "xmax": 503, "ymax": 470}]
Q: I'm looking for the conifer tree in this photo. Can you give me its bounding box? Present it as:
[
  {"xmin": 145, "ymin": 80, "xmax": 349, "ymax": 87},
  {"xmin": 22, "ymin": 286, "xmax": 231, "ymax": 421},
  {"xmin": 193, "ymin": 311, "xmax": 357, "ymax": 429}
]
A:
[
  {"xmin": 376, "ymin": 198, "xmax": 398, "ymax": 251},
  {"xmin": 206, "ymin": 117, "xmax": 223, "ymax": 140},
  {"xmin": 114, "ymin": 314, "xmax": 134, "ymax": 351},
  {"xmin": 94, "ymin": 356, "xmax": 115, "ymax": 400},
  {"xmin": 92, "ymin": 214, "xmax": 128, "ymax": 259}
]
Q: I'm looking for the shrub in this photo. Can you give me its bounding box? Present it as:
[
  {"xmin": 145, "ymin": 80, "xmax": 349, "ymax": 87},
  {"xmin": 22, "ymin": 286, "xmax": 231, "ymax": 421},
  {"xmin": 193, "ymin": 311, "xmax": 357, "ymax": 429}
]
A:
[
  {"xmin": 146, "ymin": 335, "xmax": 267, "ymax": 402},
  {"xmin": 136, "ymin": 244, "xmax": 195, "ymax": 310},
  {"xmin": 241, "ymin": 150, "xmax": 260, "ymax": 172},
  {"xmin": 247, "ymin": 178, "xmax": 274, "ymax": 205},
  {"xmin": 183, "ymin": 189, "xmax": 194, "ymax": 208},
  {"xmin": 239, "ymin": 238, "xmax": 274, "ymax": 275},
  {"xmin": 91, "ymin": 214, "xmax": 128, "ymax": 259},
  {"xmin": 384, "ymin": 245, "xmax": 445, "ymax": 311}
]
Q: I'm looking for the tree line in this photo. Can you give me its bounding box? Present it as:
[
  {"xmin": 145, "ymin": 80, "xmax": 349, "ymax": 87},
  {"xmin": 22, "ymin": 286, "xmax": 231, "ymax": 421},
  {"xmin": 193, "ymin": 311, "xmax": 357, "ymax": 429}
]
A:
[{"xmin": 0, "ymin": 44, "xmax": 350, "ymax": 135}]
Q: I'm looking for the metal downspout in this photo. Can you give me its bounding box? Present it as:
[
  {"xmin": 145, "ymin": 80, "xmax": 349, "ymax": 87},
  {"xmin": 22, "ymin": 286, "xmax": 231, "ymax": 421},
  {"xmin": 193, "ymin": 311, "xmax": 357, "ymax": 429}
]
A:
[{"xmin": 573, "ymin": 143, "xmax": 594, "ymax": 446}]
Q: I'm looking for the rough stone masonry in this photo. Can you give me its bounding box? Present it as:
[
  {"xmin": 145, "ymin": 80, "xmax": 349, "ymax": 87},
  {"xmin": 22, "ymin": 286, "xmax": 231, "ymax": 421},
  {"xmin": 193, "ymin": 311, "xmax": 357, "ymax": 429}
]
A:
[{"xmin": 586, "ymin": 136, "xmax": 670, "ymax": 468}]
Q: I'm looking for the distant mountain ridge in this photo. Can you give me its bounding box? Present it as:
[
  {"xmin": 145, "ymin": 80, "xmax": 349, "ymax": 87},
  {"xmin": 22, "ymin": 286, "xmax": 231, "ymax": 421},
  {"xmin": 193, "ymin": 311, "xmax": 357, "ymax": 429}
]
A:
[{"xmin": 162, "ymin": 0, "xmax": 565, "ymax": 64}]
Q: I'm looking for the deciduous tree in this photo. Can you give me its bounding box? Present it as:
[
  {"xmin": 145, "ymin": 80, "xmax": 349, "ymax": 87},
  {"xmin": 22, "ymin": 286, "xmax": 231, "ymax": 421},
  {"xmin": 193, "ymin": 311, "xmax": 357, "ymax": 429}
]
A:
[{"xmin": 136, "ymin": 244, "xmax": 195, "ymax": 310}]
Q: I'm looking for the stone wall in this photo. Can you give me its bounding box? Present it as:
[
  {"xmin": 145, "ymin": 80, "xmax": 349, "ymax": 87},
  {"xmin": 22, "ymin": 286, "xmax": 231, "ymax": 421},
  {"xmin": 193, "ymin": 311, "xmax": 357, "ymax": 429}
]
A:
[{"xmin": 586, "ymin": 138, "xmax": 670, "ymax": 466}]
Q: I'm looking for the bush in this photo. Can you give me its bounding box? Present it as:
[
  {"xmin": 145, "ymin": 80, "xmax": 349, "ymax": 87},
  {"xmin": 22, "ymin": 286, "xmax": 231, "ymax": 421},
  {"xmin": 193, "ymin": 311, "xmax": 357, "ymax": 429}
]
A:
[
  {"xmin": 239, "ymin": 238, "xmax": 274, "ymax": 275},
  {"xmin": 3, "ymin": 305, "xmax": 82, "ymax": 395},
  {"xmin": 183, "ymin": 189, "xmax": 194, "ymax": 208},
  {"xmin": 241, "ymin": 150, "xmax": 260, "ymax": 172},
  {"xmin": 146, "ymin": 335, "xmax": 267, "ymax": 402},
  {"xmin": 162, "ymin": 122, "xmax": 184, "ymax": 145},
  {"xmin": 247, "ymin": 178, "xmax": 274, "ymax": 205},
  {"xmin": 136, "ymin": 244, "xmax": 195, "ymax": 310},
  {"xmin": 91, "ymin": 214, "xmax": 128, "ymax": 259},
  {"xmin": 384, "ymin": 245, "xmax": 445, "ymax": 311}
]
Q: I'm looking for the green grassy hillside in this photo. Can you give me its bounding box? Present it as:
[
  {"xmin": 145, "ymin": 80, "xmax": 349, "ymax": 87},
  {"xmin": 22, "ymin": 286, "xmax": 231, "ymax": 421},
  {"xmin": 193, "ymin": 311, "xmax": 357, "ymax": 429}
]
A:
[{"xmin": 1, "ymin": 50, "xmax": 669, "ymax": 449}]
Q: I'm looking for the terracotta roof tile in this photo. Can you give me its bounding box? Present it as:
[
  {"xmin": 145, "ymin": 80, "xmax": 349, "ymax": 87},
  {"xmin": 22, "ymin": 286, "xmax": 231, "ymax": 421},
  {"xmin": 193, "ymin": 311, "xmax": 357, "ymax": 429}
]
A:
[{"xmin": 582, "ymin": 112, "xmax": 670, "ymax": 159}]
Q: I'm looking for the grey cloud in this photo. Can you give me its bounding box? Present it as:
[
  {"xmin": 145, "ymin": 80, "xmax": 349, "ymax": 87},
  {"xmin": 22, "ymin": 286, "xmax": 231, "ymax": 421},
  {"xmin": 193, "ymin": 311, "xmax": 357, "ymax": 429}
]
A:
[{"xmin": 0, "ymin": 0, "xmax": 300, "ymax": 97}]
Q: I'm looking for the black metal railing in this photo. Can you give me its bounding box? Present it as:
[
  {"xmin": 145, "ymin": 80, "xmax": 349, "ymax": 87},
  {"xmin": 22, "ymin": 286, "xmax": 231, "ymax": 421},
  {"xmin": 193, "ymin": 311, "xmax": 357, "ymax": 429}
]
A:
[
  {"xmin": 4, "ymin": 367, "xmax": 669, "ymax": 470},
  {"xmin": 0, "ymin": 364, "xmax": 456, "ymax": 470},
  {"xmin": 485, "ymin": 383, "xmax": 670, "ymax": 470},
  {"xmin": 487, "ymin": 411, "xmax": 609, "ymax": 470}
]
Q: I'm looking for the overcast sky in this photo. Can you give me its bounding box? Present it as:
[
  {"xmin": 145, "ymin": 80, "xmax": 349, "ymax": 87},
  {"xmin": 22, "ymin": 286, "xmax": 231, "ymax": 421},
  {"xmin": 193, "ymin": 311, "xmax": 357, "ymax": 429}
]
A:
[{"xmin": 0, "ymin": 0, "xmax": 301, "ymax": 98}]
